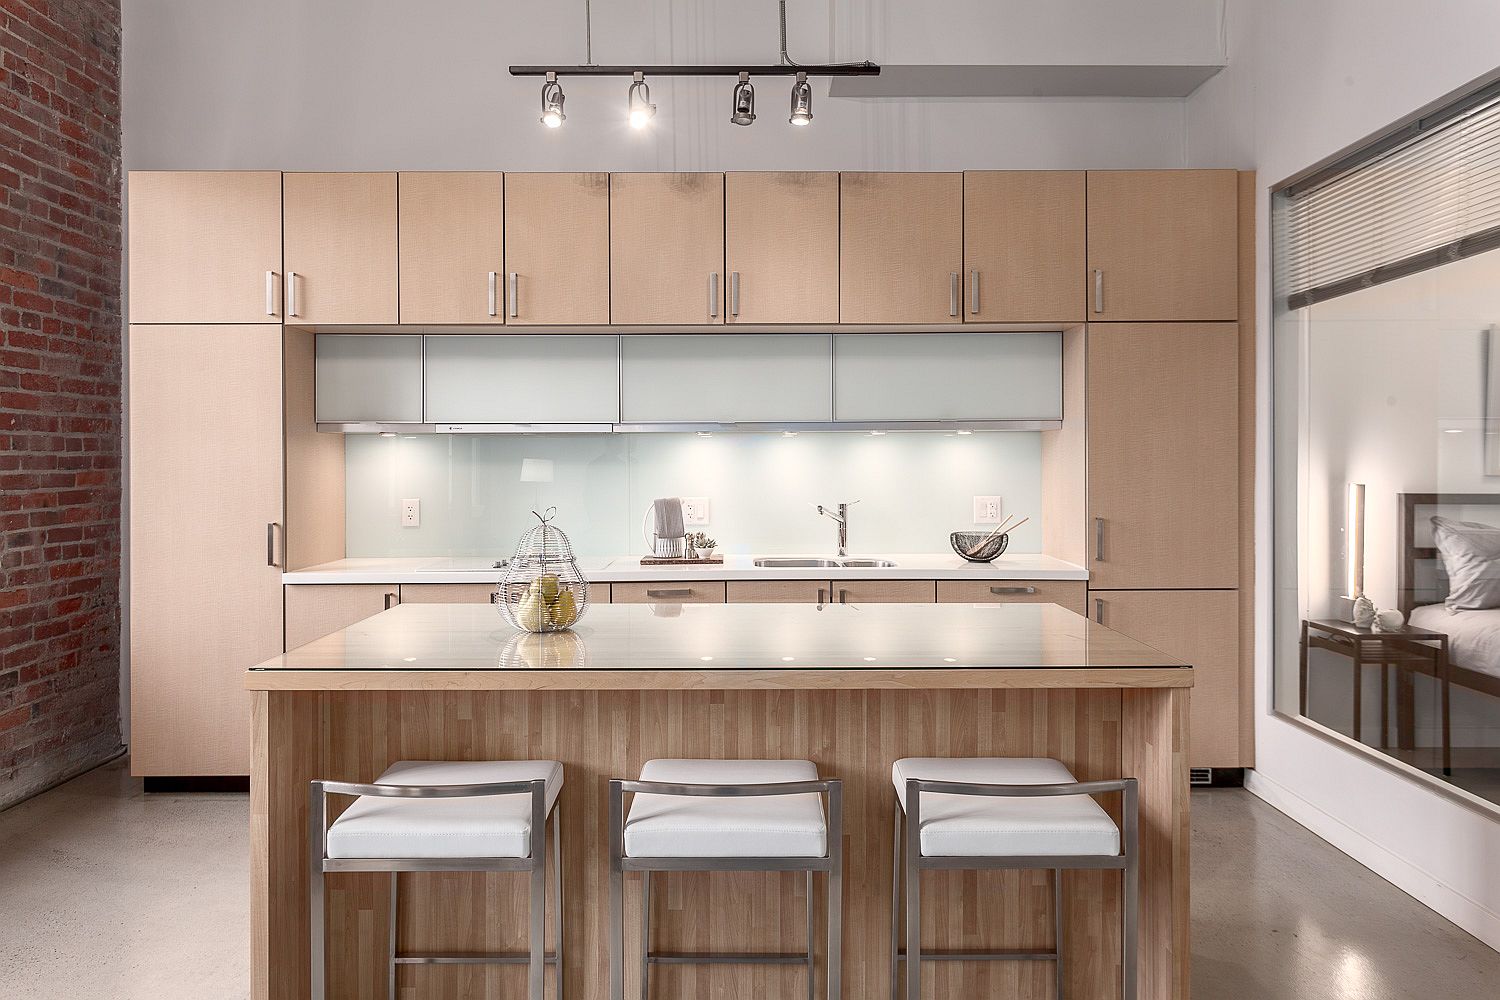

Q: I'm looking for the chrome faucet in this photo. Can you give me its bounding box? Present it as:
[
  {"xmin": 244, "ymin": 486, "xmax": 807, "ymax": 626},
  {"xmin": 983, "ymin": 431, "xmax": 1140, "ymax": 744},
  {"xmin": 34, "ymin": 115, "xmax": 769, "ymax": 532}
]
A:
[{"xmin": 816, "ymin": 501, "xmax": 859, "ymax": 556}]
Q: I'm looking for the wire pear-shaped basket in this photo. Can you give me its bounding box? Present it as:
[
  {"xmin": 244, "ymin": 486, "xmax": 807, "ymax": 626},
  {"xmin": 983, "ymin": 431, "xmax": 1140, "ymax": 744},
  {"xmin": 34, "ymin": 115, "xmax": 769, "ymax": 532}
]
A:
[{"xmin": 496, "ymin": 509, "xmax": 591, "ymax": 633}]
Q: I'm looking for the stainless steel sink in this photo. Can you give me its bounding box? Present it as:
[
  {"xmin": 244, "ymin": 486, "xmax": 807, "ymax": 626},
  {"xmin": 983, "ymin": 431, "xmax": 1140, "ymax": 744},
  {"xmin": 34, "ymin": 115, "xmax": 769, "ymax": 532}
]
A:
[{"xmin": 752, "ymin": 556, "xmax": 899, "ymax": 569}]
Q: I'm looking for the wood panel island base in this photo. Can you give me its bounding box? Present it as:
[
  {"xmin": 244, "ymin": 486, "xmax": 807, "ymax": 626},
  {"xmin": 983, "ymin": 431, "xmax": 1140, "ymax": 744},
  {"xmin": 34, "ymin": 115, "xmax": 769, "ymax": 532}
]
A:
[{"xmin": 248, "ymin": 603, "xmax": 1191, "ymax": 1000}]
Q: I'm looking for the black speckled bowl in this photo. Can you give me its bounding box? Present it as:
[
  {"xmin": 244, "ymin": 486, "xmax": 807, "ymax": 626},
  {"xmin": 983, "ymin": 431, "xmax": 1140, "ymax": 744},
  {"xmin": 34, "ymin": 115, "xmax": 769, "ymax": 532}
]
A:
[{"xmin": 950, "ymin": 531, "xmax": 1009, "ymax": 563}]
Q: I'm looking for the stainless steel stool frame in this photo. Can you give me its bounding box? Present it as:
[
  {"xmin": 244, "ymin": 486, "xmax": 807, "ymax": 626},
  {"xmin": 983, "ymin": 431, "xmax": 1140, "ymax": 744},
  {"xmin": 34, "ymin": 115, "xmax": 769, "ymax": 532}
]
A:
[
  {"xmin": 607, "ymin": 778, "xmax": 844, "ymax": 1000},
  {"xmin": 309, "ymin": 778, "xmax": 563, "ymax": 1000},
  {"xmin": 892, "ymin": 777, "xmax": 1139, "ymax": 1000}
]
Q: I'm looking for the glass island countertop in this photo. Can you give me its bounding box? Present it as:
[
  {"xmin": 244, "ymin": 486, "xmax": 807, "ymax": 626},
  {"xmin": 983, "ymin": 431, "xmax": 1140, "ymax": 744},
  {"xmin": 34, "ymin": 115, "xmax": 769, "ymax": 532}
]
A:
[{"xmin": 247, "ymin": 602, "xmax": 1191, "ymax": 690}]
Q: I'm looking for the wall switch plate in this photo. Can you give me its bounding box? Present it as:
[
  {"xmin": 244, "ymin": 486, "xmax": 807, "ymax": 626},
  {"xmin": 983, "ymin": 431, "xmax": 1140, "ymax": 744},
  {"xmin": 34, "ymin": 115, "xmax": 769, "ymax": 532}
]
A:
[
  {"xmin": 973, "ymin": 496, "xmax": 1004, "ymax": 523},
  {"xmin": 681, "ymin": 497, "xmax": 711, "ymax": 525},
  {"xmin": 400, "ymin": 498, "xmax": 421, "ymax": 527}
]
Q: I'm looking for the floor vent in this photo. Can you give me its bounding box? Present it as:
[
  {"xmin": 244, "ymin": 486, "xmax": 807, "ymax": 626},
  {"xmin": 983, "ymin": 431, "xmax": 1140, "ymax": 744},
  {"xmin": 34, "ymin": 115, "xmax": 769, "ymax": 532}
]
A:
[{"xmin": 1189, "ymin": 767, "xmax": 1214, "ymax": 786}]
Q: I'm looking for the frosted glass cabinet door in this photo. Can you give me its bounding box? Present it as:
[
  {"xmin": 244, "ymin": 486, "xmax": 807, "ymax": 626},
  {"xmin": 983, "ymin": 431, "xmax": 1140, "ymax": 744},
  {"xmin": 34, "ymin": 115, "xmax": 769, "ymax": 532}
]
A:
[
  {"xmin": 423, "ymin": 335, "xmax": 619, "ymax": 424},
  {"xmin": 620, "ymin": 335, "xmax": 832, "ymax": 423},
  {"xmin": 833, "ymin": 333, "xmax": 1062, "ymax": 421},
  {"xmin": 314, "ymin": 334, "xmax": 424, "ymax": 423}
]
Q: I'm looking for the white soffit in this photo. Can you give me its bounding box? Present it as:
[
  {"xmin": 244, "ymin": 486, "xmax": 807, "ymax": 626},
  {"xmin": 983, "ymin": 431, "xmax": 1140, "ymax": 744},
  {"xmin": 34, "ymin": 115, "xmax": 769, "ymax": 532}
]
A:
[{"xmin": 829, "ymin": 64, "xmax": 1225, "ymax": 100}]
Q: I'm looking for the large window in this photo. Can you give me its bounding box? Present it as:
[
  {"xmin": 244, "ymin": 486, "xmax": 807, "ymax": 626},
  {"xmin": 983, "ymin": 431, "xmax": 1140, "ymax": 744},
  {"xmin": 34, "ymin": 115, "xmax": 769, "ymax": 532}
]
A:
[{"xmin": 1273, "ymin": 81, "xmax": 1500, "ymax": 809}]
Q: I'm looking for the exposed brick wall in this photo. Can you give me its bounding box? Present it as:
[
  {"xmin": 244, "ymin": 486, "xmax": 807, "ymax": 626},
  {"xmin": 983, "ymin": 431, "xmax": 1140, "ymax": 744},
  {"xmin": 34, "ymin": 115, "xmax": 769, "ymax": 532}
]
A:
[{"xmin": 0, "ymin": 0, "xmax": 123, "ymax": 808}]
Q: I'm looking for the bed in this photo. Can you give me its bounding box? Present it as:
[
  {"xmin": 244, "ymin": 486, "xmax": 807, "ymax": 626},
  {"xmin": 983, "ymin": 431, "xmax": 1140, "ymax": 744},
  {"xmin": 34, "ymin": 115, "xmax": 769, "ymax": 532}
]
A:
[{"xmin": 1398, "ymin": 493, "xmax": 1500, "ymax": 703}]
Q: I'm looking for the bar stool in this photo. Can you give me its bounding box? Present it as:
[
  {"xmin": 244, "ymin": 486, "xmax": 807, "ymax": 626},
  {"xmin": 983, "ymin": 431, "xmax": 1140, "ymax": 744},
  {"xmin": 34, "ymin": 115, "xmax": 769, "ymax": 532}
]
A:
[
  {"xmin": 890, "ymin": 757, "xmax": 1137, "ymax": 1000},
  {"xmin": 309, "ymin": 759, "xmax": 565, "ymax": 1000},
  {"xmin": 608, "ymin": 759, "xmax": 843, "ymax": 1000}
]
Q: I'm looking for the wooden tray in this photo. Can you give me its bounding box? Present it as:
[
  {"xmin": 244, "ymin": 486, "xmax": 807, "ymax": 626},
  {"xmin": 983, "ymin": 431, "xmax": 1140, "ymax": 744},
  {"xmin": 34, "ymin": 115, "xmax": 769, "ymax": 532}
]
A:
[{"xmin": 639, "ymin": 555, "xmax": 725, "ymax": 566}]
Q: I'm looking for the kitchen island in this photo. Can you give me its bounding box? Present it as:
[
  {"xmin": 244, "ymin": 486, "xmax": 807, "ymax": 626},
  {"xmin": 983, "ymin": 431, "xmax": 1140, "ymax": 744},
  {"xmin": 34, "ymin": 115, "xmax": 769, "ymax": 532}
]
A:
[{"xmin": 247, "ymin": 601, "xmax": 1190, "ymax": 1000}]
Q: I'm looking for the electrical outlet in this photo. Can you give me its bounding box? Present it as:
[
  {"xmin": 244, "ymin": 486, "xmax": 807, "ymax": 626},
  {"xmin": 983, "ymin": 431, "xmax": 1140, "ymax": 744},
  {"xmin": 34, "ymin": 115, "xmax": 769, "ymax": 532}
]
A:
[
  {"xmin": 681, "ymin": 497, "xmax": 711, "ymax": 525},
  {"xmin": 972, "ymin": 496, "xmax": 1004, "ymax": 524},
  {"xmin": 400, "ymin": 498, "xmax": 421, "ymax": 527}
]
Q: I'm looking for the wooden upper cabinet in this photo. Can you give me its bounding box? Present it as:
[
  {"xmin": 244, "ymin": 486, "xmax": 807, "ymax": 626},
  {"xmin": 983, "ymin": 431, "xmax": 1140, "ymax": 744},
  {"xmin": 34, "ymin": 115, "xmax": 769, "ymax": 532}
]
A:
[
  {"xmin": 504, "ymin": 173, "xmax": 610, "ymax": 325},
  {"xmin": 1087, "ymin": 323, "xmax": 1239, "ymax": 589},
  {"xmin": 964, "ymin": 171, "xmax": 1085, "ymax": 323},
  {"xmin": 725, "ymin": 172, "xmax": 839, "ymax": 324},
  {"xmin": 127, "ymin": 171, "xmax": 283, "ymax": 324},
  {"xmin": 840, "ymin": 172, "xmax": 963, "ymax": 324},
  {"xmin": 283, "ymin": 172, "xmax": 398, "ymax": 324},
  {"xmin": 398, "ymin": 172, "xmax": 503, "ymax": 325},
  {"xmin": 610, "ymin": 173, "xmax": 725, "ymax": 324},
  {"xmin": 1086, "ymin": 170, "xmax": 1238, "ymax": 321}
]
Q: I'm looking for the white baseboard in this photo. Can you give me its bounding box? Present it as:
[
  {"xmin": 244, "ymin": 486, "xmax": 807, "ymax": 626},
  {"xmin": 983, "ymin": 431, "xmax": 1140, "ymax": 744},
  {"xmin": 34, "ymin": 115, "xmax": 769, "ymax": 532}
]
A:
[{"xmin": 1244, "ymin": 769, "xmax": 1500, "ymax": 952}]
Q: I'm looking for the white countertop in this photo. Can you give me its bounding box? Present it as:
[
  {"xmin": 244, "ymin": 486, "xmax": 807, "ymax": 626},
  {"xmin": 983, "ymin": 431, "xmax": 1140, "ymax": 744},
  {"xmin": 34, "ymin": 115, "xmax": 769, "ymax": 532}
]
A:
[{"xmin": 282, "ymin": 552, "xmax": 1088, "ymax": 584}]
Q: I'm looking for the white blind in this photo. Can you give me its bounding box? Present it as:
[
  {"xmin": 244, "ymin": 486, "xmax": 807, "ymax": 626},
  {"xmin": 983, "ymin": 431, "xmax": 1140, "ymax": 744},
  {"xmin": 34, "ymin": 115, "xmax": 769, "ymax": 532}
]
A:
[{"xmin": 1275, "ymin": 90, "xmax": 1500, "ymax": 310}]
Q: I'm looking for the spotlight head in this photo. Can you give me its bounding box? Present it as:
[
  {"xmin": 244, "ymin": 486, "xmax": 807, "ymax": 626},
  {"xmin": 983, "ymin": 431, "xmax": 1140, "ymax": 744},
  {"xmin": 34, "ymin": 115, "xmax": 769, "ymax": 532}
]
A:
[
  {"xmin": 730, "ymin": 71, "xmax": 756, "ymax": 126},
  {"xmin": 628, "ymin": 72, "xmax": 656, "ymax": 129},
  {"xmin": 789, "ymin": 71, "xmax": 812, "ymax": 126},
  {"xmin": 539, "ymin": 72, "xmax": 565, "ymax": 128}
]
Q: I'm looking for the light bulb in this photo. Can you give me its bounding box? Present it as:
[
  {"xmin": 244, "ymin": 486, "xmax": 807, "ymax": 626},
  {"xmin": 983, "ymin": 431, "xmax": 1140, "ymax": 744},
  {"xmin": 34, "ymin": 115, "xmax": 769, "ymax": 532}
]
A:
[
  {"xmin": 789, "ymin": 71, "xmax": 813, "ymax": 126},
  {"xmin": 539, "ymin": 73, "xmax": 565, "ymax": 129},
  {"xmin": 628, "ymin": 73, "xmax": 656, "ymax": 129}
]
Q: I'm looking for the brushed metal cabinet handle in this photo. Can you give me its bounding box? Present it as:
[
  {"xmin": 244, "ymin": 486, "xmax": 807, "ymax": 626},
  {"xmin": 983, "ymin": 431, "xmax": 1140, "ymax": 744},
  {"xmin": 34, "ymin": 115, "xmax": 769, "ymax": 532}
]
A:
[
  {"xmin": 385, "ymin": 592, "xmax": 398, "ymax": 610},
  {"xmin": 1094, "ymin": 597, "xmax": 1106, "ymax": 625},
  {"xmin": 817, "ymin": 587, "xmax": 827, "ymax": 608},
  {"xmin": 287, "ymin": 271, "xmax": 299, "ymax": 317},
  {"xmin": 266, "ymin": 522, "xmax": 279, "ymax": 568},
  {"xmin": 708, "ymin": 272, "xmax": 719, "ymax": 319},
  {"xmin": 838, "ymin": 588, "xmax": 850, "ymax": 605},
  {"xmin": 1093, "ymin": 269, "xmax": 1104, "ymax": 314},
  {"xmin": 970, "ymin": 269, "xmax": 980, "ymax": 315},
  {"xmin": 990, "ymin": 585, "xmax": 1037, "ymax": 595},
  {"xmin": 949, "ymin": 272, "xmax": 959, "ymax": 317},
  {"xmin": 1094, "ymin": 517, "xmax": 1105, "ymax": 562},
  {"xmin": 508, "ymin": 272, "xmax": 518, "ymax": 318},
  {"xmin": 265, "ymin": 271, "xmax": 277, "ymax": 316},
  {"xmin": 488, "ymin": 271, "xmax": 498, "ymax": 317},
  {"xmin": 647, "ymin": 588, "xmax": 693, "ymax": 598},
  {"xmin": 730, "ymin": 271, "xmax": 740, "ymax": 317}
]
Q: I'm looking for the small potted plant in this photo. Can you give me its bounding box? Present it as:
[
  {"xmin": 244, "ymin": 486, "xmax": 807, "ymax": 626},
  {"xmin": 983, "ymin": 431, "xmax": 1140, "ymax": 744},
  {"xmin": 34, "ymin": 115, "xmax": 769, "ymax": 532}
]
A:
[{"xmin": 687, "ymin": 531, "xmax": 717, "ymax": 560}]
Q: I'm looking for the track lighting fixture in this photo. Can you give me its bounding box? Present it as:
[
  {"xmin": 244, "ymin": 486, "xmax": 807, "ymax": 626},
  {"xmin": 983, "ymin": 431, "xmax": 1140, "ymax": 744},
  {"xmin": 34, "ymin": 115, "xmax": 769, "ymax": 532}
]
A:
[
  {"xmin": 539, "ymin": 72, "xmax": 566, "ymax": 128},
  {"xmin": 789, "ymin": 71, "xmax": 812, "ymax": 126},
  {"xmin": 730, "ymin": 72, "xmax": 756, "ymax": 126},
  {"xmin": 628, "ymin": 71, "xmax": 656, "ymax": 129}
]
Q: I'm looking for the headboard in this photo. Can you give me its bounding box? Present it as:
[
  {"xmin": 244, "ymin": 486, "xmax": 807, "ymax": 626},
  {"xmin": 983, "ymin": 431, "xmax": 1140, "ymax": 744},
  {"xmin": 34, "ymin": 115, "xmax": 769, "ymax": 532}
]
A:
[{"xmin": 1397, "ymin": 493, "xmax": 1500, "ymax": 615}]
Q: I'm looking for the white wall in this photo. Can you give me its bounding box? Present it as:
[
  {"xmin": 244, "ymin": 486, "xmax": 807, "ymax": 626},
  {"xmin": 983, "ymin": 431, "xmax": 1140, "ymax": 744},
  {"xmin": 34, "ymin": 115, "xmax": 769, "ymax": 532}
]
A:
[
  {"xmin": 120, "ymin": 0, "xmax": 1214, "ymax": 172},
  {"xmin": 1187, "ymin": 0, "xmax": 1500, "ymax": 950}
]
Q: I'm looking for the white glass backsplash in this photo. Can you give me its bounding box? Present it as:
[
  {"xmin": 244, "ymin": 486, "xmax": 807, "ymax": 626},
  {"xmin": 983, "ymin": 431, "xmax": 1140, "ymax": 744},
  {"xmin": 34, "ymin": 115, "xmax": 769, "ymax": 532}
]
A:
[{"xmin": 344, "ymin": 432, "xmax": 1044, "ymax": 557}]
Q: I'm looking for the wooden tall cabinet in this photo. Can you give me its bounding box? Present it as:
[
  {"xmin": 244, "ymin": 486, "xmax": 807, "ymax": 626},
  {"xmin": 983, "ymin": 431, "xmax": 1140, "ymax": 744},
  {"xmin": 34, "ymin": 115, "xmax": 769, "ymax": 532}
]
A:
[
  {"xmin": 609, "ymin": 173, "xmax": 725, "ymax": 324},
  {"xmin": 1086, "ymin": 170, "xmax": 1239, "ymax": 321},
  {"xmin": 963, "ymin": 171, "xmax": 1086, "ymax": 323},
  {"xmin": 504, "ymin": 173, "xmax": 610, "ymax": 325},
  {"xmin": 1087, "ymin": 323, "xmax": 1239, "ymax": 590},
  {"xmin": 398, "ymin": 172, "xmax": 504, "ymax": 325},
  {"xmin": 840, "ymin": 172, "xmax": 963, "ymax": 324},
  {"xmin": 724, "ymin": 172, "xmax": 839, "ymax": 324},
  {"xmin": 127, "ymin": 171, "xmax": 283, "ymax": 324},
  {"xmin": 128, "ymin": 325, "xmax": 285, "ymax": 776},
  {"xmin": 283, "ymin": 172, "xmax": 399, "ymax": 324}
]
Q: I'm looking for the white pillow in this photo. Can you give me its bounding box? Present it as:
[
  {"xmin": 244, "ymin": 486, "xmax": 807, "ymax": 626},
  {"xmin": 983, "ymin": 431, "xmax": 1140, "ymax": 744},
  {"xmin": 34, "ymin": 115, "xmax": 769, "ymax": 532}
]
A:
[{"xmin": 1431, "ymin": 515, "xmax": 1500, "ymax": 611}]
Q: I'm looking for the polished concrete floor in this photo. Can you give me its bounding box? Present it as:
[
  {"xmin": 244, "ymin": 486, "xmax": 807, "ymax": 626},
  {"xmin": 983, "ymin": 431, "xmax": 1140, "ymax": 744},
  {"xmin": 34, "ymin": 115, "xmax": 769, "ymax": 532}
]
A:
[{"xmin": 2, "ymin": 758, "xmax": 1498, "ymax": 999}]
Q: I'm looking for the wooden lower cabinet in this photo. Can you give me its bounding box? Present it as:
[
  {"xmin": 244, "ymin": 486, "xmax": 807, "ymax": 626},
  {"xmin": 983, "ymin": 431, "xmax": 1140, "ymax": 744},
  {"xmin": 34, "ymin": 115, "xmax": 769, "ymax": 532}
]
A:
[
  {"xmin": 610, "ymin": 581, "xmax": 726, "ymax": 604},
  {"xmin": 831, "ymin": 580, "xmax": 936, "ymax": 604},
  {"xmin": 284, "ymin": 584, "xmax": 398, "ymax": 649},
  {"xmin": 937, "ymin": 579, "xmax": 1087, "ymax": 614},
  {"xmin": 398, "ymin": 583, "xmax": 497, "ymax": 604},
  {"xmin": 726, "ymin": 579, "xmax": 830, "ymax": 604},
  {"xmin": 1090, "ymin": 588, "xmax": 1241, "ymax": 767}
]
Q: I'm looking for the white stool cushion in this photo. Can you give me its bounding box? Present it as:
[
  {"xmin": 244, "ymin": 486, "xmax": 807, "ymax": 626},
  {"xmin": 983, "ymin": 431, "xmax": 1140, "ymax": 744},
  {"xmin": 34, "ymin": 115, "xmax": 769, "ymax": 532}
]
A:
[
  {"xmin": 325, "ymin": 760, "xmax": 563, "ymax": 860},
  {"xmin": 892, "ymin": 757, "xmax": 1120, "ymax": 858},
  {"xmin": 624, "ymin": 759, "xmax": 828, "ymax": 859}
]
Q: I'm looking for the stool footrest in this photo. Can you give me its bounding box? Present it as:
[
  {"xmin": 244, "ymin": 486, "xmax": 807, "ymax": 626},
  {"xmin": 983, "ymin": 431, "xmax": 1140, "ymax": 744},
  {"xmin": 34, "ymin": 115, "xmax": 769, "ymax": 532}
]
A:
[
  {"xmin": 647, "ymin": 951, "xmax": 810, "ymax": 966},
  {"xmin": 897, "ymin": 949, "xmax": 1059, "ymax": 962},
  {"xmin": 394, "ymin": 951, "xmax": 559, "ymax": 966}
]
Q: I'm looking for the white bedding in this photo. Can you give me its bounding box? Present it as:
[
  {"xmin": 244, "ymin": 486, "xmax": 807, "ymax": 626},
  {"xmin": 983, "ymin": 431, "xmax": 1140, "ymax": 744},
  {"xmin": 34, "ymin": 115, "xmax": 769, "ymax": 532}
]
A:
[{"xmin": 1410, "ymin": 604, "xmax": 1500, "ymax": 680}]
